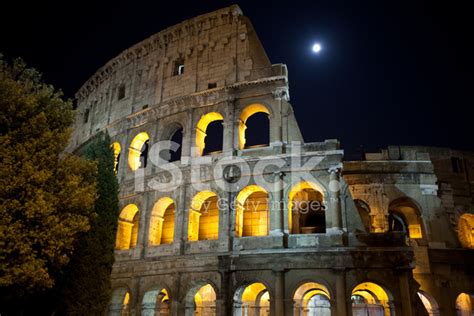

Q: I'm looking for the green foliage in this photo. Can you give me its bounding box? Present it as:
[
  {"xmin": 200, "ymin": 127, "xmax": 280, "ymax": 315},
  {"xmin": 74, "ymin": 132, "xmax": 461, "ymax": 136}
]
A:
[
  {"xmin": 0, "ymin": 56, "xmax": 97, "ymax": 296},
  {"xmin": 57, "ymin": 133, "xmax": 120, "ymax": 315}
]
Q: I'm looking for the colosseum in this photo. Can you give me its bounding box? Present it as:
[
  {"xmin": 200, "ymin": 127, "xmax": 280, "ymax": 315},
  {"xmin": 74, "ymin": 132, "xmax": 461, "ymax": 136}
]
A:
[{"xmin": 69, "ymin": 5, "xmax": 474, "ymax": 316}]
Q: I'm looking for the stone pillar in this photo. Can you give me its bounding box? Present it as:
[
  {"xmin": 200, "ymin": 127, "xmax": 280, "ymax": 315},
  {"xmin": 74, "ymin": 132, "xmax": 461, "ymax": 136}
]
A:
[
  {"xmin": 274, "ymin": 270, "xmax": 285, "ymax": 316},
  {"xmin": 223, "ymin": 98, "xmax": 235, "ymax": 155},
  {"xmin": 180, "ymin": 110, "xmax": 192, "ymax": 164},
  {"xmin": 328, "ymin": 167, "xmax": 342, "ymax": 231},
  {"xmin": 398, "ymin": 270, "xmax": 413, "ymax": 316},
  {"xmin": 270, "ymin": 171, "xmax": 285, "ymax": 236},
  {"xmin": 335, "ymin": 270, "xmax": 348, "ymax": 316},
  {"xmin": 174, "ymin": 184, "xmax": 187, "ymax": 254}
]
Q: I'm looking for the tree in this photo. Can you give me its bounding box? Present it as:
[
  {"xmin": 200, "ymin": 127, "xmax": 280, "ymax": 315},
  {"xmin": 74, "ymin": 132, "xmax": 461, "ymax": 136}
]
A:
[
  {"xmin": 0, "ymin": 56, "xmax": 97, "ymax": 306},
  {"xmin": 57, "ymin": 133, "xmax": 120, "ymax": 315}
]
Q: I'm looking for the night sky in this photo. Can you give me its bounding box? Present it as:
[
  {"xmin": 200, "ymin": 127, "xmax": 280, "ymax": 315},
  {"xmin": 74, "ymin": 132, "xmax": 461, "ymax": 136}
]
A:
[{"xmin": 1, "ymin": 0, "xmax": 473, "ymax": 156}]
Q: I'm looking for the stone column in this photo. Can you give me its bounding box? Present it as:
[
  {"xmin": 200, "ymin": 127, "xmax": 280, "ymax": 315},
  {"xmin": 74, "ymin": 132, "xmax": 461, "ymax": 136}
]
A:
[
  {"xmin": 270, "ymin": 171, "xmax": 285, "ymax": 236},
  {"xmin": 174, "ymin": 184, "xmax": 187, "ymax": 254},
  {"xmin": 328, "ymin": 167, "xmax": 342, "ymax": 231},
  {"xmin": 335, "ymin": 269, "xmax": 348, "ymax": 316},
  {"xmin": 398, "ymin": 270, "xmax": 413, "ymax": 316},
  {"xmin": 274, "ymin": 270, "xmax": 285, "ymax": 316},
  {"xmin": 223, "ymin": 98, "xmax": 235, "ymax": 155}
]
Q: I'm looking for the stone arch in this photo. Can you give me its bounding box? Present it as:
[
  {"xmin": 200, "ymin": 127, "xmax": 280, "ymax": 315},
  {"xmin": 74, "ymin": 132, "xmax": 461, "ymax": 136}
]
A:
[
  {"xmin": 354, "ymin": 199, "xmax": 372, "ymax": 233},
  {"xmin": 116, "ymin": 204, "xmax": 140, "ymax": 250},
  {"xmin": 184, "ymin": 281, "xmax": 218, "ymax": 316},
  {"xmin": 188, "ymin": 191, "xmax": 219, "ymax": 241},
  {"xmin": 109, "ymin": 287, "xmax": 131, "ymax": 316},
  {"xmin": 456, "ymin": 293, "xmax": 474, "ymax": 316},
  {"xmin": 149, "ymin": 197, "xmax": 175, "ymax": 246},
  {"xmin": 388, "ymin": 197, "xmax": 424, "ymax": 239},
  {"xmin": 351, "ymin": 282, "xmax": 395, "ymax": 316},
  {"xmin": 129, "ymin": 132, "xmax": 150, "ymax": 170},
  {"xmin": 288, "ymin": 181, "xmax": 326, "ymax": 234},
  {"xmin": 195, "ymin": 112, "xmax": 224, "ymax": 156},
  {"xmin": 239, "ymin": 103, "xmax": 271, "ymax": 150},
  {"xmin": 457, "ymin": 213, "xmax": 474, "ymax": 249},
  {"xmin": 235, "ymin": 185, "xmax": 269, "ymax": 237},
  {"xmin": 160, "ymin": 122, "xmax": 184, "ymax": 162},
  {"xmin": 292, "ymin": 281, "xmax": 332, "ymax": 316},
  {"xmin": 141, "ymin": 286, "xmax": 171, "ymax": 316},
  {"xmin": 233, "ymin": 281, "xmax": 271, "ymax": 316},
  {"xmin": 112, "ymin": 141, "xmax": 121, "ymax": 173},
  {"xmin": 417, "ymin": 290, "xmax": 440, "ymax": 316}
]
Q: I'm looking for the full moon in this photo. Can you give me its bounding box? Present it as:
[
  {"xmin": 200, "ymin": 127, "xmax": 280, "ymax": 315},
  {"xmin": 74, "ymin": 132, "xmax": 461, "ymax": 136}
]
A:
[{"xmin": 312, "ymin": 43, "xmax": 322, "ymax": 53}]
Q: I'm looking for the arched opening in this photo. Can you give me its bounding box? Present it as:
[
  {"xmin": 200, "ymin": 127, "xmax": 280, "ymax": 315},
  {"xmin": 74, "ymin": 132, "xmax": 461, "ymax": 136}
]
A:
[
  {"xmin": 351, "ymin": 282, "xmax": 394, "ymax": 316},
  {"xmin": 293, "ymin": 282, "xmax": 331, "ymax": 316},
  {"xmin": 239, "ymin": 104, "xmax": 271, "ymax": 150},
  {"xmin": 129, "ymin": 132, "xmax": 150, "ymax": 171},
  {"xmin": 116, "ymin": 204, "xmax": 140, "ymax": 250},
  {"xmin": 160, "ymin": 124, "xmax": 183, "ymax": 163},
  {"xmin": 185, "ymin": 283, "xmax": 217, "ymax": 316},
  {"xmin": 169, "ymin": 128, "xmax": 183, "ymax": 162},
  {"xmin": 417, "ymin": 291, "xmax": 440, "ymax": 316},
  {"xmin": 235, "ymin": 185, "xmax": 269, "ymax": 237},
  {"xmin": 196, "ymin": 112, "xmax": 224, "ymax": 156},
  {"xmin": 354, "ymin": 199, "xmax": 372, "ymax": 233},
  {"xmin": 108, "ymin": 288, "xmax": 131, "ymax": 316},
  {"xmin": 233, "ymin": 282, "xmax": 270, "ymax": 316},
  {"xmin": 456, "ymin": 293, "xmax": 474, "ymax": 316},
  {"xmin": 388, "ymin": 198, "xmax": 423, "ymax": 239},
  {"xmin": 188, "ymin": 191, "xmax": 219, "ymax": 241},
  {"xmin": 149, "ymin": 197, "xmax": 175, "ymax": 246},
  {"xmin": 288, "ymin": 182, "xmax": 326, "ymax": 234},
  {"xmin": 112, "ymin": 142, "xmax": 121, "ymax": 174},
  {"xmin": 142, "ymin": 287, "xmax": 170, "ymax": 316},
  {"xmin": 458, "ymin": 213, "xmax": 474, "ymax": 249}
]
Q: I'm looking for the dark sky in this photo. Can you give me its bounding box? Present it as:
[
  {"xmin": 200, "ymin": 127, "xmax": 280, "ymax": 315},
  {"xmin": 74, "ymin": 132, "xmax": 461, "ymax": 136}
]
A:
[{"xmin": 1, "ymin": 0, "xmax": 473, "ymax": 155}]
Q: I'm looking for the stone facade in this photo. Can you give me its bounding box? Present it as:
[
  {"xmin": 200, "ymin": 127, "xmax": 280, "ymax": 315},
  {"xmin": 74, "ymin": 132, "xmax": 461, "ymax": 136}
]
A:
[{"xmin": 70, "ymin": 5, "xmax": 474, "ymax": 316}]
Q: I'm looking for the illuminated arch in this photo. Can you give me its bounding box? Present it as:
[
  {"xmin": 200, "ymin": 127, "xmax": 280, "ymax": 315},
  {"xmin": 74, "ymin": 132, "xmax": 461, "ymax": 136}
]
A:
[
  {"xmin": 195, "ymin": 112, "xmax": 224, "ymax": 156},
  {"xmin": 116, "ymin": 204, "xmax": 139, "ymax": 250},
  {"xmin": 388, "ymin": 197, "xmax": 424, "ymax": 238},
  {"xmin": 288, "ymin": 181, "xmax": 326, "ymax": 234},
  {"xmin": 351, "ymin": 282, "xmax": 393, "ymax": 316},
  {"xmin": 141, "ymin": 287, "xmax": 170, "ymax": 316},
  {"xmin": 417, "ymin": 291, "xmax": 440, "ymax": 316},
  {"xmin": 128, "ymin": 132, "xmax": 150, "ymax": 170},
  {"xmin": 456, "ymin": 293, "xmax": 474, "ymax": 316},
  {"xmin": 149, "ymin": 197, "xmax": 175, "ymax": 245},
  {"xmin": 233, "ymin": 282, "xmax": 270, "ymax": 316},
  {"xmin": 235, "ymin": 185, "xmax": 269, "ymax": 237},
  {"xmin": 458, "ymin": 213, "xmax": 474, "ymax": 249},
  {"xmin": 185, "ymin": 282, "xmax": 217, "ymax": 316},
  {"xmin": 112, "ymin": 142, "xmax": 121, "ymax": 173},
  {"xmin": 188, "ymin": 191, "xmax": 219, "ymax": 241},
  {"xmin": 239, "ymin": 103, "xmax": 271, "ymax": 150},
  {"xmin": 108, "ymin": 287, "xmax": 131, "ymax": 316},
  {"xmin": 293, "ymin": 282, "xmax": 331, "ymax": 315}
]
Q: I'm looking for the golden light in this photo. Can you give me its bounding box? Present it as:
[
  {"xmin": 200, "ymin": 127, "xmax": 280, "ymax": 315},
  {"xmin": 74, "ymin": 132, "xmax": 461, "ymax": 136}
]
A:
[
  {"xmin": 389, "ymin": 199, "xmax": 423, "ymax": 239},
  {"xmin": 242, "ymin": 282, "xmax": 267, "ymax": 302},
  {"xmin": 235, "ymin": 185, "xmax": 268, "ymax": 237},
  {"xmin": 128, "ymin": 132, "xmax": 150, "ymax": 171},
  {"xmin": 149, "ymin": 197, "xmax": 175, "ymax": 246},
  {"xmin": 195, "ymin": 112, "xmax": 224, "ymax": 156},
  {"xmin": 352, "ymin": 282, "xmax": 391, "ymax": 316},
  {"xmin": 116, "ymin": 204, "xmax": 139, "ymax": 250},
  {"xmin": 239, "ymin": 104, "xmax": 270, "ymax": 150},
  {"xmin": 458, "ymin": 213, "xmax": 474, "ymax": 249},
  {"xmin": 194, "ymin": 284, "xmax": 216, "ymax": 310},
  {"xmin": 188, "ymin": 191, "xmax": 219, "ymax": 241},
  {"xmin": 456, "ymin": 293, "xmax": 473, "ymax": 315},
  {"xmin": 288, "ymin": 181, "xmax": 325, "ymax": 234},
  {"xmin": 112, "ymin": 142, "xmax": 121, "ymax": 173}
]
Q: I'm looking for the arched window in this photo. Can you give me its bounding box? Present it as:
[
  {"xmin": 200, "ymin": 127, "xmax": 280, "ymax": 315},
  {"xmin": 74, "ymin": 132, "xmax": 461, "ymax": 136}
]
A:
[
  {"xmin": 116, "ymin": 204, "xmax": 139, "ymax": 250},
  {"xmin": 129, "ymin": 132, "xmax": 150, "ymax": 171},
  {"xmin": 149, "ymin": 197, "xmax": 175, "ymax": 246},
  {"xmin": 112, "ymin": 142, "xmax": 121, "ymax": 174},
  {"xmin": 239, "ymin": 104, "xmax": 270, "ymax": 150},
  {"xmin": 233, "ymin": 282, "xmax": 270, "ymax": 316},
  {"xmin": 456, "ymin": 293, "xmax": 474, "ymax": 316},
  {"xmin": 458, "ymin": 213, "xmax": 474, "ymax": 249},
  {"xmin": 185, "ymin": 283, "xmax": 217, "ymax": 316},
  {"xmin": 108, "ymin": 288, "xmax": 131, "ymax": 316},
  {"xmin": 388, "ymin": 197, "xmax": 424, "ymax": 238},
  {"xmin": 293, "ymin": 282, "xmax": 331, "ymax": 316},
  {"xmin": 355, "ymin": 199, "xmax": 372, "ymax": 233},
  {"xmin": 351, "ymin": 282, "xmax": 394, "ymax": 316},
  {"xmin": 169, "ymin": 128, "xmax": 183, "ymax": 162},
  {"xmin": 142, "ymin": 288, "xmax": 170, "ymax": 316},
  {"xmin": 288, "ymin": 181, "xmax": 326, "ymax": 234},
  {"xmin": 188, "ymin": 191, "xmax": 219, "ymax": 241},
  {"xmin": 418, "ymin": 291, "xmax": 440, "ymax": 316},
  {"xmin": 195, "ymin": 112, "xmax": 224, "ymax": 156},
  {"xmin": 160, "ymin": 124, "xmax": 183, "ymax": 163},
  {"xmin": 235, "ymin": 185, "xmax": 269, "ymax": 237}
]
